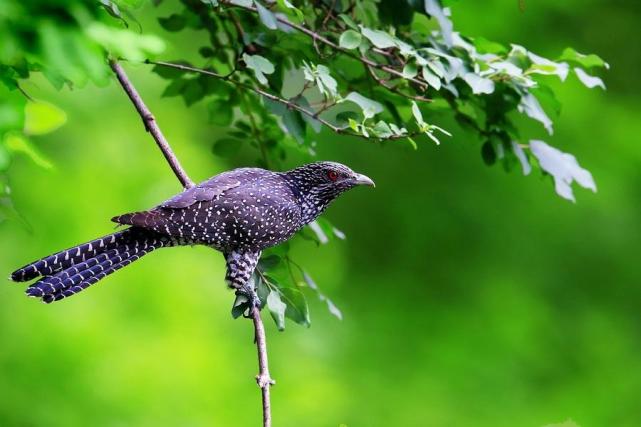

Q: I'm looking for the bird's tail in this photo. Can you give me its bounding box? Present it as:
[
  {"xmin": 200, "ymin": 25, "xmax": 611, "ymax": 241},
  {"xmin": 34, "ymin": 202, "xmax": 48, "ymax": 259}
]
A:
[{"xmin": 10, "ymin": 228, "xmax": 172, "ymax": 303}]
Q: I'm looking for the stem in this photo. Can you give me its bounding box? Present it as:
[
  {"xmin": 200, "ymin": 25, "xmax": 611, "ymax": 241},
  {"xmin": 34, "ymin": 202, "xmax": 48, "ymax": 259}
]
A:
[
  {"xmin": 252, "ymin": 305, "xmax": 275, "ymax": 427},
  {"xmin": 220, "ymin": 1, "xmax": 428, "ymax": 90},
  {"xmin": 147, "ymin": 60, "xmax": 422, "ymax": 141},
  {"xmin": 109, "ymin": 60, "xmax": 195, "ymax": 189},
  {"xmin": 109, "ymin": 58, "xmax": 273, "ymax": 426}
]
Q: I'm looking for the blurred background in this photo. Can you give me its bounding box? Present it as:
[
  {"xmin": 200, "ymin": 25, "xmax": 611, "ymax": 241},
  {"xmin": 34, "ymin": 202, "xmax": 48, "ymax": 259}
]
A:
[{"xmin": 1, "ymin": 0, "xmax": 640, "ymax": 426}]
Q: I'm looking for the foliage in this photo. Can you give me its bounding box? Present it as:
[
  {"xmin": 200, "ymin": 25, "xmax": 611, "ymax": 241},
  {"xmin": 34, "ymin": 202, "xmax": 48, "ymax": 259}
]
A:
[{"xmin": 0, "ymin": 0, "xmax": 608, "ymax": 328}]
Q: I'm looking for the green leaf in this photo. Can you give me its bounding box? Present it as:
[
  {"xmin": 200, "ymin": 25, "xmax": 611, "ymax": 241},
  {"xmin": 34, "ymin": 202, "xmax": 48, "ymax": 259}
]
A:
[
  {"xmin": 481, "ymin": 140, "xmax": 496, "ymax": 166},
  {"xmin": 207, "ymin": 99, "xmax": 233, "ymax": 126},
  {"xmin": 255, "ymin": 1, "xmax": 278, "ymax": 30},
  {"xmin": 158, "ymin": 14, "xmax": 186, "ymax": 32},
  {"xmin": 473, "ymin": 37, "xmax": 507, "ymax": 54},
  {"xmin": 267, "ymin": 291, "xmax": 287, "ymax": 330},
  {"xmin": 411, "ymin": 101, "xmax": 424, "ymax": 125},
  {"xmin": 243, "ymin": 53, "xmax": 275, "ymax": 86},
  {"xmin": 23, "ymin": 101, "xmax": 66, "ymax": 136},
  {"xmin": 4, "ymin": 133, "xmax": 53, "ymax": 169},
  {"xmin": 280, "ymin": 287, "xmax": 310, "ymax": 327},
  {"xmin": 0, "ymin": 142, "xmax": 11, "ymax": 171},
  {"xmin": 463, "ymin": 73, "xmax": 495, "ymax": 95},
  {"xmin": 212, "ymin": 138, "xmax": 242, "ymax": 157},
  {"xmin": 345, "ymin": 92, "xmax": 383, "ymax": 119},
  {"xmin": 559, "ymin": 47, "xmax": 609, "ymax": 70},
  {"xmin": 360, "ymin": 26, "xmax": 397, "ymax": 49},
  {"xmin": 339, "ymin": 30, "xmax": 362, "ymax": 49},
  {"xmin": 316, "ymin": 65, "xmax": 338, "ymax": 98},
  {"xmin": 402, "ymin": 62, "xmax": 418, "ymax": 79},
  {"xmin": 338, "ymin": 14, "xmax": 359, "ymax": 30},
  {"xmin": 422, "ymin": 67, "xmax": 441, "ymax": 90}
]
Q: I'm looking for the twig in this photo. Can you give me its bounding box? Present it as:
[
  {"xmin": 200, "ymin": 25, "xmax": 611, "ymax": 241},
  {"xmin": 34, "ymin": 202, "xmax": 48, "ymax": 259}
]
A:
[
  {"xmin": 109, "ymin": 60, "xmax": 195, "ymax": 189},
  {"xmin": 251, "ymin": 305, "xmax": 275, "ymax": 427},
  {"xmin": 109, "ymin": 58, "xmax": 274, "ymax": 426},
  {"xmin": 219, "ymin": 0, "xmax": 428, "ymax": 90},
  {"xmin": 147, "ymin": 60, "xmax": 418, "ymax": 141}
]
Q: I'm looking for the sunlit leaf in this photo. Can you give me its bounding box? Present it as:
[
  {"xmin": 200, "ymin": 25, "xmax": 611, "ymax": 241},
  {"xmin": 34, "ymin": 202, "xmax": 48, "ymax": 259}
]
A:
[{"xmin": 24, "ymin": 101, "xmax": 67, "ymax": 136}]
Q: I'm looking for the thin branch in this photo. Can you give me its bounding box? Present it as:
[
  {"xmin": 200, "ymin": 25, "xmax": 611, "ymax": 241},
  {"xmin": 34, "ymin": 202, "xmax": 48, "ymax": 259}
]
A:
[
  {"xmin": 365, "ymin": 64, "xmax": 432, "ymax": 102},
  {"xmin": 220, "ymin": 1, "xmax": 428, "ymax": 90},
  {"xmin": 109, "ymin": 58, "xmax": 273, "ymax": 427},
  {"xmin": 109, "ymin": 60, "xmax": 195, "ymax": 189},
  {"xmin": 147, "ymin": 60, "xmax": 418, "ymax": 141},
  {"xmin": 251, "ymin": 305, "xmax": 275, "ymax": 427}
]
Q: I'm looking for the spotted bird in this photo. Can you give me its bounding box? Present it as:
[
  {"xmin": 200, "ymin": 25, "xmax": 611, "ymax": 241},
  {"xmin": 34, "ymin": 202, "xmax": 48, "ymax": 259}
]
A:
[{"xmin": 10, "ymin": 162, "xmax": 375, "ymax": 306}]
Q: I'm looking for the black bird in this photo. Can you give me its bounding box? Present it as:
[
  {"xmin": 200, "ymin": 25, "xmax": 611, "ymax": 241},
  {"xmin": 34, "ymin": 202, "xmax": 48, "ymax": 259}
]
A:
[{"xmin": 10, "ymin": 162, "xmax": 374, "ymax": 305}]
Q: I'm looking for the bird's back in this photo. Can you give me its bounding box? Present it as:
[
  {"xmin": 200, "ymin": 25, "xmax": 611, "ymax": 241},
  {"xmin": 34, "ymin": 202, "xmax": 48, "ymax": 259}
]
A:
[{"xmin": 112, "ymin": 168, "xmax": 303, "ymax": 252}]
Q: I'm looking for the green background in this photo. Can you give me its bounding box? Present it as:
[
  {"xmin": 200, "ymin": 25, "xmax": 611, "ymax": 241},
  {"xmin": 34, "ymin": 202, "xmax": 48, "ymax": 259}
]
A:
[{"xmin": 1, "ymin": 1, "xmax": 639, "ymax": 426}]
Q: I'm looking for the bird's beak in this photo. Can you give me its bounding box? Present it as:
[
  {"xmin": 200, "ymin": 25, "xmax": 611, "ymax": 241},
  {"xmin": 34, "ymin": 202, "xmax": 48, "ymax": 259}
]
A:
[{"xmin": 354, "ymin": 173, "xmax": 375, "ymax": 187}]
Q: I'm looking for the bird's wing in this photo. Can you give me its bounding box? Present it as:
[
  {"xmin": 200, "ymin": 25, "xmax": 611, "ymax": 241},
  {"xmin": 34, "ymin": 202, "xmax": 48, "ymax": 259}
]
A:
[
  {"xmin": 111, "ymin": 168, "xmax": 267, "ymax": 232},
  {"xmin": 161, "ymin": 171, "xmax": 244, "ymax": 209}
]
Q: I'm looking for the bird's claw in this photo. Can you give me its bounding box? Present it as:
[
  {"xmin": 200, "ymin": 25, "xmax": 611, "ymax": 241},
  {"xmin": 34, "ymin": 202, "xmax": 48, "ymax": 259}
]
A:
[{"xmin": 236, "ymin": 284, "xmax": 261, "ymax": 313}]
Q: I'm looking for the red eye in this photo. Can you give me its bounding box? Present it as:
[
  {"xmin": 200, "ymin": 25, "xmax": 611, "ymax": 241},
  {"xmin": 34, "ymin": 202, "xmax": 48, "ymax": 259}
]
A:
[{"xmin": 327, "ymin": 170, "xmax": 338, "ymax": 181}]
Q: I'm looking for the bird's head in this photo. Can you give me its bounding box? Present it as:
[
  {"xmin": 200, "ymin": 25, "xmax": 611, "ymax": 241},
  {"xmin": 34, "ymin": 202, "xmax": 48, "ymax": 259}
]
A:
[{"xmin": 283, "ymin": 161, "xmax": 375, "ymax": 223}]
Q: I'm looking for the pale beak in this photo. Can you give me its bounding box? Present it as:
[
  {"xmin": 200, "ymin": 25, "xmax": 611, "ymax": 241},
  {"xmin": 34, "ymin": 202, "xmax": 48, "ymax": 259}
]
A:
[{"xmin": 354, "ymin": 173, "xmax": 375, "ymax": 187}]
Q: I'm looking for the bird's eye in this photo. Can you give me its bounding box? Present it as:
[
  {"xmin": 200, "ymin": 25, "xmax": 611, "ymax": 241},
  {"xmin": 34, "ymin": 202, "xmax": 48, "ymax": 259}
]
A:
[{"xmin": 327, "ymin": 170, "xmax": 338, "ymax": 181}]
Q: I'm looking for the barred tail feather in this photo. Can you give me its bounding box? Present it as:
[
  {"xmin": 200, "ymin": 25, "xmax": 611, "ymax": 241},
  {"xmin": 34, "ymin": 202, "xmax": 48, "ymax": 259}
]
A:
[
  {"xmin": 12, "ymin": 228, "xmax": 172, "ymax": 303},
  {"xmin": 11, "ymin": 230, "xmax": 134, "ymax": 282}
]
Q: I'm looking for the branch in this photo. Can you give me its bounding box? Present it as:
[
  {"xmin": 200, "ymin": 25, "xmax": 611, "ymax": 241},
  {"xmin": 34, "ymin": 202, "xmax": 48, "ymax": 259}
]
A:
[
  {"xmin": 147, "ymin": 60, "xmax": 420, "ymax": 141},
  {"xmin": 252, "ymin": 305, "xmax": 275, "ymax": 427},
  {"xmin": 109, "ymin": 59, "xmax": 273, "ymax": 427},
  {"xmin": 109, "ymin": 60, "xmax": 195, "ymax": 189},
  {"xmin": 219, "ymin": 1, "xmax": 428, "ymax": 90}
]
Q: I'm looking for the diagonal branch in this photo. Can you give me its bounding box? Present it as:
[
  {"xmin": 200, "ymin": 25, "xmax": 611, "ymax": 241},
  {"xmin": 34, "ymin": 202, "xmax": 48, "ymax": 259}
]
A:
[
  {"xmin": 147, "ymin": 60, "xmax": 422, "ymax": 141},
  {"xmin": 109, "ymin": 59, "xmax": 195, "ymax": 189},
  {"xmin": 219, "ymin": 0, "xmax": 428, "ymax": 90},
  {"xmin": 109, "ymin": 58, "xmax": 273, "ymax": 427}
]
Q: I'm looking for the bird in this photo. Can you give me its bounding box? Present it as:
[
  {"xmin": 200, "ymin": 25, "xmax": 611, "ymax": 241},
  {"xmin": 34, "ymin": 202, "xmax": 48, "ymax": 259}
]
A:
[{"xmin": 10, "ymin": 161, "xmax": 375, "ymax": 306}]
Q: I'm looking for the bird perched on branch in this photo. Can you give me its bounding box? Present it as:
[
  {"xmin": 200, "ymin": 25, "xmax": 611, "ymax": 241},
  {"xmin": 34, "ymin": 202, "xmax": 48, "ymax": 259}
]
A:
[{"xmin": 10, "ymin": 162, "xmax": 374, "ymax": 306}]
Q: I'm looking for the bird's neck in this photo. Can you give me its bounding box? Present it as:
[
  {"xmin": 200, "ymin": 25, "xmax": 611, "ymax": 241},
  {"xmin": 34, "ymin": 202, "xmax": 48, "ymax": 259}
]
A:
[{"xmin": 280, "ymin": 171, "xmax": 332, "ymax": 225}]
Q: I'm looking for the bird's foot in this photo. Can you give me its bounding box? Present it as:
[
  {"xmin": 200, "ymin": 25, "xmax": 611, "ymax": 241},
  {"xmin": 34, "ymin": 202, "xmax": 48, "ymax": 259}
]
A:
[{"xmin": 236, "ymin": 283, "xmax": 261, "ymax": 311}]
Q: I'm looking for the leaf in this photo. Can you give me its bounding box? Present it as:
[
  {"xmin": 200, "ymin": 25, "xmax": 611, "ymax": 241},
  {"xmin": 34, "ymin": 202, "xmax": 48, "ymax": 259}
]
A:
[
  {"xmin": 559, "ymin": 47, "xmax": 609, "ymax": 70},
  {"xmin": 158, "ymin": 14, "xmax": 186, "ymax": 32},
  {"xmin": 422, "ymin": 67, "xmax": 441, "ymax": 90},
  {"xmin": 0, "ymin": 142, "xmax": 10, "ymax": 171},
  {"xmin": 207, "ymin": 99, "xmax": 233, "ymax": 126},
  {"xmin": 345, "ymin": 92, "xmax": 383, "ymax": 119},
  {"xmin": 402, "ymin": 63, "xmax": 418, "ymax": 79},
  {"xmin": 359, "ymin": 26, "xmax": 397, "ymax": 49},
  {"xmin": 308, "ymin": 220, "xmax": 329, "ymax": 244},
  {"xmin": 518, "ymin": 92, "xmax": 553, "ymax": 135},
  {"xmin": 24, "ymin": 101, "xmax": 67, "ymax": 136},
  {"xmin": 424, "ymin": 0, "xmax": 453, "ymax": 47},
  {"xmin": 339, "ymin": 30, "xmax": 362, "ymax": 49},
  {"xmin": 255, "ymin": 1, "xmax": 278, "ymax": 30},
  {"xmin": 280, "ymin": 287, "xmax": 310, "ymax": 327},
  {"xmin": 4, "ymin": 133, "xmax": 53, "ymax": 169},
  {"xmin": 573, "ymin": 68, "xmax": 606, "ymax": 90},
  {"xmin": 316, "ymin": 65, "xmax": 338, "ymax": 98},
  {"xmin": 326, "ymin": 299, "xmax": 343, "ymax": 320},
  {"xmin": 212, "ymin": 138, "xmax": 242, "ymax": 157},
  {"xmin": 411, "ymin": 101, "xmax": 424, "ymax": 124},
  {"xmin": 529, "ymin": 139, "xmax": 596, "ymax": 202},
  {"xmin": 511, "ymin": 141, "xmax": 531, "ymax": 175},
  {"xmin": 267, "ymin": 291, "xmax": 287, "ymax": 330},
  {"xmin": 481, "ymin": 141, "xmax": 496, "ymax": 166},
  {"xmin": 243, "ymin": 53, "xmax": 275, "ymax": 86},
  {"xmin": 463, "ymin": 73, "xmax": 495, "ymax": 95}
]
